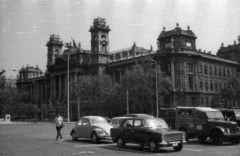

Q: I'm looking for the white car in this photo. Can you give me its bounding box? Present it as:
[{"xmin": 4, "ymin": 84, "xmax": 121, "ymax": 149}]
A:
[{"xmin": 70, "ymin": 116, "xmax": 113, "ymax": 143}]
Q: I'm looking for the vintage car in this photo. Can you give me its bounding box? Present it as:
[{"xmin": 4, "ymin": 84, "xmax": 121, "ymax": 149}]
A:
[
  {"xmin": 110, "ymin": 117, "xmax": 130, "ymax": 128},
  {"xmin": 123, "ymin": 113, "xmax": 153, "ymax": 118},
  {"xmin": 111, "ymin": 117, "xmax": 186, "ymax": 153},
  {"xmin": 70, "ymin": 116, "xmax": 113, "ymax": 143},
  {"xmin": 159, "ymin": 107, "xmax": 240, "ymax": 145}
]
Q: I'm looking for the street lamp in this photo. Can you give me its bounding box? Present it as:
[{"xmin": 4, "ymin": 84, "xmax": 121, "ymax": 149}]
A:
[
  {"xmin": 67, "ymin": 49, "xmax": 70, "ymax": 123},
  {"xmin": 151, "ymin": 59, "xmax": 159, "ymax": 117}
]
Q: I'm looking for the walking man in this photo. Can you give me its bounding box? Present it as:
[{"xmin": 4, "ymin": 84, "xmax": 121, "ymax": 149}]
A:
[{"xmin": 53, "ymin": 113, "xmax": 63, "ymax": 141}]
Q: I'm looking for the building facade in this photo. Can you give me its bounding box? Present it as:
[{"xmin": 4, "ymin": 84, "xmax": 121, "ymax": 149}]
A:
[{"xmin": 16, "ymin": 18, "xmax": 240, "ymax": 110}]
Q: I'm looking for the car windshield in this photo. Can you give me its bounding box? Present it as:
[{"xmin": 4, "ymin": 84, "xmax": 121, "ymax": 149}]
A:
[
  {"xmin": 143, "ymin": 118, "xmax": 169, "ymax": 129},
  {"xmin": 91, "ymin": 117, "xmax": 108, "ymax": 124},
  {"xmin": 235, "ymin": 110, "xmax": 240, "ymax": 118},
  {"xmin": 206, "ymin": 111, "xmax": 224, "ymax": 119}
]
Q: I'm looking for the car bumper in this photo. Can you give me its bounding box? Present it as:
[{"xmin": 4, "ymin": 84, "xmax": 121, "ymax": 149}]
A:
[
  {"xmin": 159, "ymin": 140, "xmax": 185, "ymax": 147},
  {"xmin": 223, "ymin": 133, "xmax": 240, "ymax": 139},
  {"xmin": 98, "ymin": 135, "xmax": 112, "ymax": 140}
]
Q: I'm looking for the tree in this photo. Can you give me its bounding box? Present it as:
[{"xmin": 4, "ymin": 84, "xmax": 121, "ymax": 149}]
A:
[
  {"xmin": 220, "ymin": 76, "xmax": 240, "ymax": 108},
  {"xmin": 71, "ymin": 73, "xmax": 119, "ymax": 116},
  {"xmin": 121, "ymin": 56, "xmax": 172, "ymax": 117}
]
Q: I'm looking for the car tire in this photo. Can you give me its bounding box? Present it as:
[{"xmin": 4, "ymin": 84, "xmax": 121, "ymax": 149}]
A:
[
  {"xmin": 117, "ymin": 136, "xmax": 125, "ymax": 148},
  {"xmin": 149, "ymin": 140, "xmax": 159, "ymax": 153},
  {"xmin": 71, "ymin": 131, "xmax": 78, "ymax": 141},
  {"xmin": 91, "ymin": 132, "xmax": 99, "ymax": 144},
  {"xmin": 173, "ymin": 142, "xmax": 183, "ymax": 151},
  {"xmin": 197, "ymin": 136, "xmax": 207, "ymax": 144},
  {"xmin": 180, "ymin": 128, "xmax": 190, "ymax": 142},
  {"xmin": 210, "ymin": 131, "xmax": 223, "ymax": 145}
]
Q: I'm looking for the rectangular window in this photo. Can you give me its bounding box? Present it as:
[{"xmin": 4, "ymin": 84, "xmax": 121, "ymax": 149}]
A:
[
  {"xmin": 215, "ymin": 83, "xmax": 218, "ymax": 92},
  {"xmin": 205, "ymin": 82, "xmax": 208, "ymax": 91},
  {"xmin": 200, "ymin": 81, "xmax": 203, "ymax": 90},
  {"xmin": 186, "ymin": 42, "xmax": 191, "ymax": 47},
  {"xmin": 188, "ymin": 63, "xmax": 193, "ymax": 72},
  {"xmin": 165, "ymin": 43, "xmax": 170, "ymax": 47}
]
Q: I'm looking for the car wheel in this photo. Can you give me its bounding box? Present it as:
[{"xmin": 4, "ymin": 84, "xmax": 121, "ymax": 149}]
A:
[
  {"xmin": 91, "ymin": 132, "xmax": 99, "ymax": 144},
  {"xmin": 71, "ymin": 131, "xmax": 78, "ymax": 141},
  {"xmin": 231, "ymin": 137, "xmax": 239, "ymax": 145},
  {"xmin": 117, "ymin": 137, "xmax": 125, "ymax": 148},
  {"xmin": 173, "ymin": 143, "xmax": 183, "ymax": 151},
  {"xmin": 210, "ymin": 131, "xmax": 223, "ymax": 145},
  {"xmin": 197, "ymin": 136, "xmax": 207, "ymax": 144},
  {"xmin": 149, "ymin": 140, "xmax": 159, "ymax": 153},
  {"xmin": 180, "ymin": 128, "xmax": 189, "ymax": 142}
]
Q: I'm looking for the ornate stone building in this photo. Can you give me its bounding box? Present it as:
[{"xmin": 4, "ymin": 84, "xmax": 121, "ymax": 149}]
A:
[{"xmin": 16, "ymin": 17, "xmax": 240, "ymax": 111}]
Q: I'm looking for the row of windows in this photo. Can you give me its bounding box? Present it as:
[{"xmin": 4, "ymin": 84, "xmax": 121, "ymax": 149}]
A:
[{"xmin": 199, "ymin": 64, "xmax": 234, "ymax": 77}]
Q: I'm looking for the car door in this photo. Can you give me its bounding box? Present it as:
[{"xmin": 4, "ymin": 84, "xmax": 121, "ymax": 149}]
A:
[
  {"xmin": 80, "ymin": 118, "xmax": 91, "ymax": 138},
  {"xmin": 194, "ymin": 111, "xmax": 208, "ymax": 135},
  {"xmin": 76, "ymin": 119, "xmax": 83, "ymax": 137},
  {"xmin": 122, "ymin": 119, "xmax": 134, "ymax": 142},
  {"xmin": 131, "ymin": 119, "xmax": 147, "ymax": 144}
]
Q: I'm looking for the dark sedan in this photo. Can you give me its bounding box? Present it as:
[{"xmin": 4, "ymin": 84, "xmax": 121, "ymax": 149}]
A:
[{"xmin": 111, "ymin": 117, "xmax": 186, "ymax": 153}]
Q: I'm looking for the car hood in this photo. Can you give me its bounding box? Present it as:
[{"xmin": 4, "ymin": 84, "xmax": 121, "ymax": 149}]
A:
[
  {"xmin": 94, "ymin": 123, "xmax": 113, "ymax": 135},
  {"xmin": 208, "ymin": 119, "xmax": 238, "ymax": 128}
]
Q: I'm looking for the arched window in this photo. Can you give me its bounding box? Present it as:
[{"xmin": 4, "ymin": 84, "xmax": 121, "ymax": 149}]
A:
[
  {"xmin": 204, "ymin": 65, "xmax": 208, "ymax": 74},
  {"xmin": 223, "ymin": 68, "xmax": 226, "ymax": 77},
  {"xmin": 219, "ymin": 68, "xmax": 222, "ymax": 76},
  {"xmin": 214, "ymin": 67, "xmax": 217, "ymax": 75},
  {"xmin": 209, "ymin": 66, "xmax": 212, "ymax": 75},
  {"xmin": 199, "ymin": 64, "xmax": 202, "ymax": 73}
]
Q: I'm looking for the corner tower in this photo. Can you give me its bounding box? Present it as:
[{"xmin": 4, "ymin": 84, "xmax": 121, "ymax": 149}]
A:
[
  {"xmin": 46, "ymin": 34, "xmax": 64, "ymax": 69},
  {"xmin": 157, "ymin": 24, "xmax": 197, "ymax": 53},
  {"xmin": 89, "ymin": 17, "xmax": 111, "ymax": 73}
]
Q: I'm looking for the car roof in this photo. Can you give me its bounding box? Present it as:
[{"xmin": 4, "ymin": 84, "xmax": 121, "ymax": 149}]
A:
[
  {"xmin": 177, "ymin": 107, "xmax": 219, "ymax": 112},
  {"xmin": 123, "ymin": 113, "xmax": 152, "ymax": 117},
  {"xmin": 123, "ymin": 117, "xmax": 163, "ymax": 120},
  {"xmin": 111, "ymin": 116, "xmax": 130, "ymax": 120},
  {"xmin": 81, "ymin": 116, "xmax": 105, "ymax": 119}
]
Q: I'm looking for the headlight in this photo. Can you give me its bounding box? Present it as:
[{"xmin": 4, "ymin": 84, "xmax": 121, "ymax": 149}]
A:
[{"xmin": 224, "ymin": 128, "xmax": 230, "ymax": 134}]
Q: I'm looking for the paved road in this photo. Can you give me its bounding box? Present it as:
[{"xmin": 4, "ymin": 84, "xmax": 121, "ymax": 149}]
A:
[{"xmin": 0, "ymin": 122, "xmax": 239, "ymax": 156}]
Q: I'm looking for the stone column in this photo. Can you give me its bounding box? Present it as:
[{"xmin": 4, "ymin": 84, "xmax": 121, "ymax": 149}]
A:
[
  {"xmin": 74, "ymin": 72, "xmax": 77, "ymax": 83},
  {"xmin": 119, "ymin": 70, "xmax": 122, "ymax": 83},
  {"xmin": 59, "ymin": 75, "xmax": 62, "ymax": 99},
  {"xmin": 171, "ymin": 61, "xmax": 175, "ymax": 91},
  {"xmin": 50, "ymin": 78, "xmax": 53, "ymax": 99},
  {"xmin": 113, "ymin": 72, "xmax": 116, "ymax": 85},
  {"xmin": 53, "ymin": 76, "xmax": 56, "ymax": 99}
]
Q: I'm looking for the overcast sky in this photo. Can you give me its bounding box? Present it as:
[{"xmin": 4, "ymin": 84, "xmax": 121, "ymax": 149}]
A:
[{"xmin": 1, "ymin": 0, "xmax": 240, "ymax": 78}]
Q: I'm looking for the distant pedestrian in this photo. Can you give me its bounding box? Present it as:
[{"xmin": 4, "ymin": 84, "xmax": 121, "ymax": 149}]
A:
[{"xmin": 53, "ymin": 113, "xmax": 64, "ymax": 141}]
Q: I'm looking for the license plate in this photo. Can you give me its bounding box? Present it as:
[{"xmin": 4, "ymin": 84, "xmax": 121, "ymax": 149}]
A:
[{"xmin": 172, "ymin": 142, "xmax": 178, "ymax": 147}]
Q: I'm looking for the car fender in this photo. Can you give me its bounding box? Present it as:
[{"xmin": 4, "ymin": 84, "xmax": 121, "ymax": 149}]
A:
[
  {"xmin": 91, "ymin": 128, "xmax": 105, "ymax": 137},
  {"xmin": 207, "ymin": 126, "xmax": 225, "ymax": 136},
  {"xmin": 70, "ymin": 128, "xmax": 77, "ymax": 136}
]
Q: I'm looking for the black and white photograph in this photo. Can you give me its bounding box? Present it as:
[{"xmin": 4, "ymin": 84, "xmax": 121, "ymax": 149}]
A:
[{"xmin": 0, "ymin": 0, "xmax": 240, "ymax": 155}]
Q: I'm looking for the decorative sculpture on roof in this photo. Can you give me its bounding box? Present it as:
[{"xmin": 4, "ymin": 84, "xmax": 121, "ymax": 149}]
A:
[{"xmin": 176, "ymin": 23, "xmax": 179, "ymax": 27}]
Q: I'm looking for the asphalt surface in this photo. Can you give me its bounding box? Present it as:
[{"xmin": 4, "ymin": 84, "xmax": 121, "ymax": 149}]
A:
[{"xmin": 0, "ymin": 122, "xmax": 240, "ymax": 156}]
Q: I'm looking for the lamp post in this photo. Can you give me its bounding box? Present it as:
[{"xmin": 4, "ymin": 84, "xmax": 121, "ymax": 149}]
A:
[
  {"xmin": 152, "ymin": 59, "xmax": 159, "ymax": 117},
  {"xmin": 67, "ymin": 50, "xmax": 70, "ymax": 123}
]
